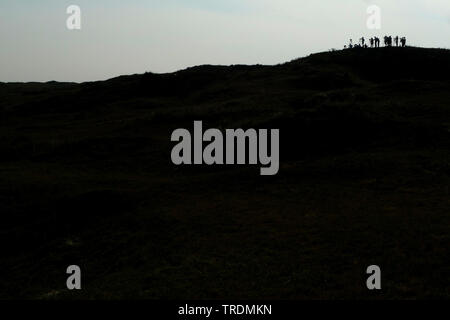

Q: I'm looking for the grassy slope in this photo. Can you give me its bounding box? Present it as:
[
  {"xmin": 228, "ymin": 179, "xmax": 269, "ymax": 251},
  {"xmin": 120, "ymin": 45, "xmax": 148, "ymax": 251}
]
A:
[{"xmin": 1, "ymin": 47, "xmax": 449, "ymax": 299}]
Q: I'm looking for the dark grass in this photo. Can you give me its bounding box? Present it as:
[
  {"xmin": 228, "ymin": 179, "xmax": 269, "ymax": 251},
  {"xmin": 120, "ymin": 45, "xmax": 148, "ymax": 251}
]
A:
[{"xmin": 1, "ymin": 47, "xmax": 449, "ymax": 299}]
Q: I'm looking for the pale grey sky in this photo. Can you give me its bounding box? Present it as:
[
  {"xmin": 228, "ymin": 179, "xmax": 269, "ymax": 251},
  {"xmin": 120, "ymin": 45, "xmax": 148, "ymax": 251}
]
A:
[{"xmin": 0, "ymin": 0, "xmax": 449, "ymax": 82}]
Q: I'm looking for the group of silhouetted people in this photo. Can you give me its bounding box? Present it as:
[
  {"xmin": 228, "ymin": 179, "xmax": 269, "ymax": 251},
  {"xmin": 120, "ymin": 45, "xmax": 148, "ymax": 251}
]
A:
[
  {"xmin": 382, "ymin": 35, "xmax": 407, "ymax": 47},
  {"xmin": 345, "ymin": 36, "xmax": 406, "ymax": 49}
]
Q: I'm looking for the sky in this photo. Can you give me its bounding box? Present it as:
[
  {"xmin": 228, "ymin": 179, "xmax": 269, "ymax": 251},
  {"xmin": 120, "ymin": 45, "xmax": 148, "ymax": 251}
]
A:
[{"xmin": 0, "ymin": 0, "xmax": 449, "ymax": 82}]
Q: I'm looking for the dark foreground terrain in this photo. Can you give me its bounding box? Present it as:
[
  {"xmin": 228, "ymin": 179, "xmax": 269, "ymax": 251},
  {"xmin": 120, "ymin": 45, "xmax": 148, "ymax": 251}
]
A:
[{"xmin": 1, "ymin": 47, "xmax": 449, "ymax": 299}]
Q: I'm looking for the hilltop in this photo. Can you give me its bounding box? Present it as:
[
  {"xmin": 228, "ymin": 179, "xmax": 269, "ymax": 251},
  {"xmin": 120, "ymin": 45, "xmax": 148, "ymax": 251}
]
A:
[
  {"xmin": 2, "ymin": 47, "xmax": 450, "ymax": 160},
  {"xmin": 1, "ymin": 47, "xmax": 450, "ymax": 299}
]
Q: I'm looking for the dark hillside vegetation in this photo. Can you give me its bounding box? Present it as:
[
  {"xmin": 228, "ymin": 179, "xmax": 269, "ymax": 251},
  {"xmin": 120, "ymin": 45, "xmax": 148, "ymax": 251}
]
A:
[{"xmin": 1, "ymin": 47, "xmax": 449, "ymax": 299}]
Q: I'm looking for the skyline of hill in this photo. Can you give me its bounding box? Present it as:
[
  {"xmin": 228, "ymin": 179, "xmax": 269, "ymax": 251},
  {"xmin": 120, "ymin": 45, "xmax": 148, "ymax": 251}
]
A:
[{"xmin": 1, "ymin": 46, "xmax": 449, "ymax": 299}]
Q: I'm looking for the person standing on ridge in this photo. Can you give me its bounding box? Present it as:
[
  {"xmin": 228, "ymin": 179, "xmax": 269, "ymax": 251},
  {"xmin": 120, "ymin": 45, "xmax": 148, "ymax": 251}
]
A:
[{"xmin": 401, "ymin": 37, "xmax": 407, "ymax": 47}]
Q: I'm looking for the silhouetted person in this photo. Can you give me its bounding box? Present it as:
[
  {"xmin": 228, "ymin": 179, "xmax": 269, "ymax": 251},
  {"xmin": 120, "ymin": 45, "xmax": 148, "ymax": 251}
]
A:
[
  {"xmin": 369, "ymin": 38, "xmax": 374, "ymax": 48},
  {"xmin": 394, "ymin": 36, "xmax": 399, "ymax": 47},
  {"xmin": 385, "ymin": 36, "xmax": 393, "ymax": 47},
  {"xmin": 375, "ymin": 36, "xmax": 380, "ymax": 48},
  {"xmin": 349, "ymin": 39, "xmax": 353, "ymax": 49},
  {"xmin": 360, "ymin": 37, "xmax": 365, "ymax": 47},
  {"xmin": 401, "ymin": 37, "xmax": 406, "ymax": 47},
  {"xmin": 385, "ymin": 36, "xmax": 392, "ymax": 47}
]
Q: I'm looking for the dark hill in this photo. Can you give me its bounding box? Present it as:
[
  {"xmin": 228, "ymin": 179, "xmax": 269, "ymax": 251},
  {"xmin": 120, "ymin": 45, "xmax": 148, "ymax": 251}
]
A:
[{"xmin": 1, "ymin": 47, "xmax": 450, "ymax": 299}]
